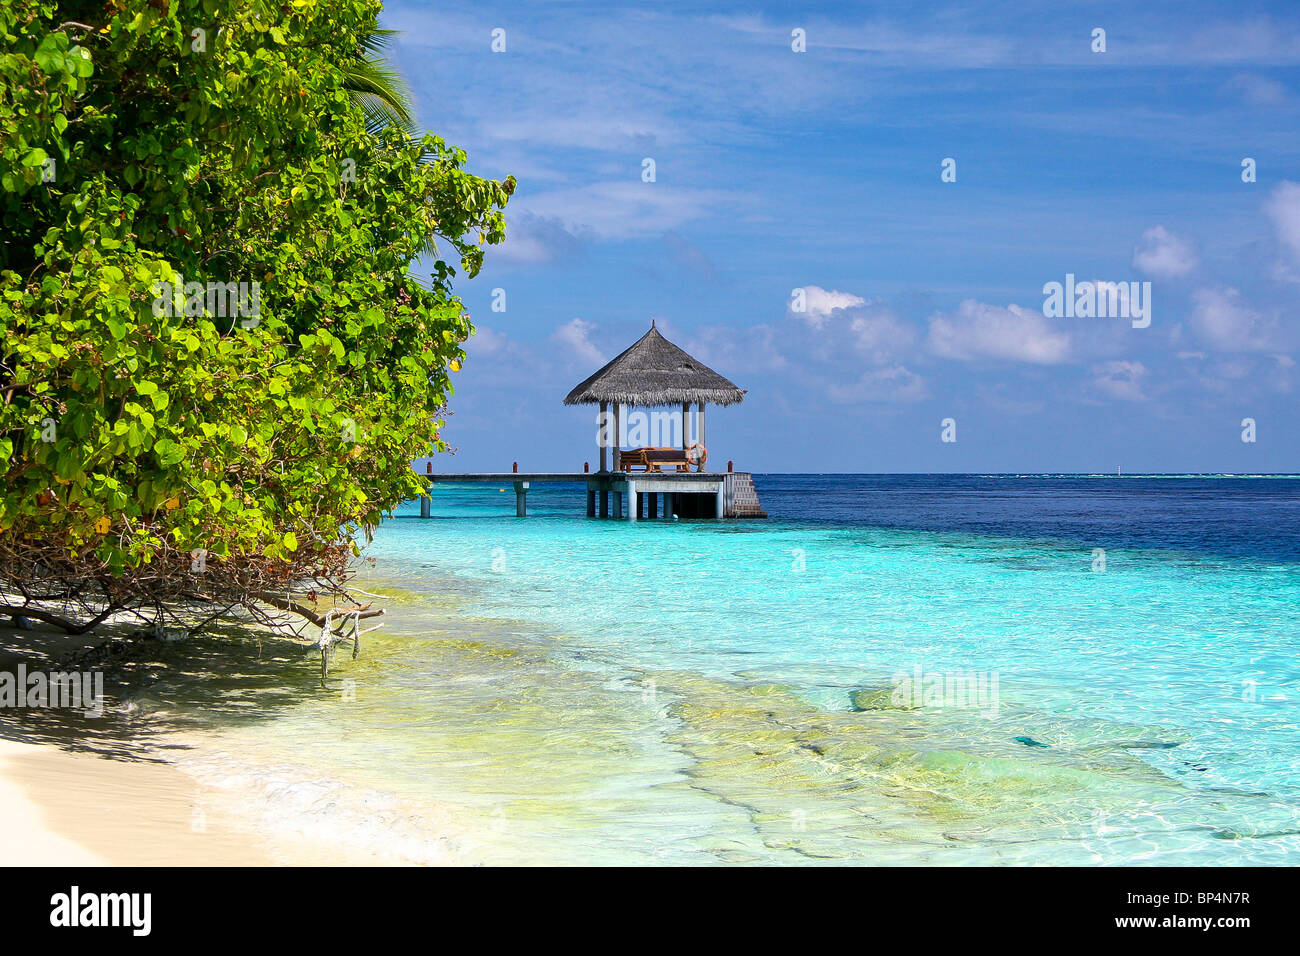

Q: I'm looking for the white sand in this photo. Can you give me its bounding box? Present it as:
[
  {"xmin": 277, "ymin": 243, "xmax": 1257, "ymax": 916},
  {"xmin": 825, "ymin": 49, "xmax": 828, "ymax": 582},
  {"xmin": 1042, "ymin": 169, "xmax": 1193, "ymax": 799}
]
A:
[
  {"xmin": 0, "ymin": 619, "xmax": 440, "ymax": 865},
  {"xmin": 0, "ymin": 619, "xmax": 279, "ymax": 865},
  {"xmin": 0, "ymin": 739, "xmax": 107, "ymax": 865},
  {"xmin": 0, "ymin": 735, "xmax": 280, "ymax": 866}
]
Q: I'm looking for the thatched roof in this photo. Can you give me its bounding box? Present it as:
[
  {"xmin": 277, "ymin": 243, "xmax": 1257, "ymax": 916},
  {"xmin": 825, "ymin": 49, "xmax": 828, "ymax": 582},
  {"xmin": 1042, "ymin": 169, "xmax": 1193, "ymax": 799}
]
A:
[{"xmin": 563, "ymin": 323, "xmax": 746, "ymax": 407}]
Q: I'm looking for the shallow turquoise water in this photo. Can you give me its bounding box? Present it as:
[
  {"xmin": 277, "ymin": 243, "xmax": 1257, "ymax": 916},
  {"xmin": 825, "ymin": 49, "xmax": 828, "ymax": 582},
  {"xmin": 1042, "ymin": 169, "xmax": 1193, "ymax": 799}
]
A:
[{"xmin": 180, "ymin": 477, "xmax": 1300, "ymax": 864}]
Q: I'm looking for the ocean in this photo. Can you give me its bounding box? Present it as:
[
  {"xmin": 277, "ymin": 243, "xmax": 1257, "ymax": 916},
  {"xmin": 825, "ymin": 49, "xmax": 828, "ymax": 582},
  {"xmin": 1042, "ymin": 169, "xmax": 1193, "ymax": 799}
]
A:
[{"xmin": 170, "ymin": 475, "xmax": 1300, "ymax": 864}]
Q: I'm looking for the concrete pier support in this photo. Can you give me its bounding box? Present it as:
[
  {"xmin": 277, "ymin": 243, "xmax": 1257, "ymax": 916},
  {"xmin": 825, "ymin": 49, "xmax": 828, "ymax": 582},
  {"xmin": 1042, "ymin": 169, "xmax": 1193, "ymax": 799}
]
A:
[
  {"xmin": 664, "ymin": 492, "xmax": 674, "ymax": 518},
  {"xmin": 420, "ymin": 491, "xmax": 431, "ymax": 519},
  {"xmin": 514, "ymin": 481, "xmax": 529, "ymax": 517},
  {"xmin": 648, "ymin": 493, "xmax": 658, "ymax": 518},
  {"xmin": 714, "ymin": 484, "xmax": 725, "ymax": 519},
  {"xmin": 586, "ymin": 489, "xmax": 596, "ymax": 517},
  {"xmin": 599, "ymin": 488, "xmax": 609, "ymax": 518},
  {"xmin": 626, "ymin": 481, "xmax": 637, "ymax": 522}
]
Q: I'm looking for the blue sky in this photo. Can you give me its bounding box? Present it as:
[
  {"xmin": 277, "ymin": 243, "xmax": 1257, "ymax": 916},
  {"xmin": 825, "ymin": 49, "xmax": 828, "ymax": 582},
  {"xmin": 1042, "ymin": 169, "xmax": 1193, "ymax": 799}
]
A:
[{"xmin": 385, "ymin": 0, "xmax": 1300, "ymax": 473}]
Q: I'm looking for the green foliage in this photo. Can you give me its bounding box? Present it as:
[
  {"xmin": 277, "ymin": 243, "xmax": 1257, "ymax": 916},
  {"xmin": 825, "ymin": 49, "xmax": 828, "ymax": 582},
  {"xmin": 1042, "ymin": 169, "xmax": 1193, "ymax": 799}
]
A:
[
  {"xmin": 344, "ymin": 27, "xmax": 415, "ymax": 135},
  {"xmin": 0, "ymin": 0, "xmax": 511, "ymax": 622}
]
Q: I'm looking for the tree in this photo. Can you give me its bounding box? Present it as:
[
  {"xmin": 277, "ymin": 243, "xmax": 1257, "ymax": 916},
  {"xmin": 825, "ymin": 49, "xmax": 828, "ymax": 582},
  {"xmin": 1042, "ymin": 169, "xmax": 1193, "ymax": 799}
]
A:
[
  {"xmin": 344, "ymin": 28, "xmax": 414, "ymax": 135},
  {"xmin": 0, "ymin": 0, "xmax": 512, "ymax": 660}
]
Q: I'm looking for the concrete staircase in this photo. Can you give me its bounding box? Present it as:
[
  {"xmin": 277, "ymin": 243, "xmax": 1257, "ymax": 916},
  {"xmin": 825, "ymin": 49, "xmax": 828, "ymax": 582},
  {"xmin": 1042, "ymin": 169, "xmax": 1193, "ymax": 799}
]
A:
[{"xmin": 724, "ymin": 472, "xmax": 767, "ymax": 518}]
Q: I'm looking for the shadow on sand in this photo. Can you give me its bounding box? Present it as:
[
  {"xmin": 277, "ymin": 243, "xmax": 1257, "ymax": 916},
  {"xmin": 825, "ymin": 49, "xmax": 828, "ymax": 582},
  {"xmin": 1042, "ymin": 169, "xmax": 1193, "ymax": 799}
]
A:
[{"xmin": 0, "ymin": 618, "xmax": 330, "ymax": 763}]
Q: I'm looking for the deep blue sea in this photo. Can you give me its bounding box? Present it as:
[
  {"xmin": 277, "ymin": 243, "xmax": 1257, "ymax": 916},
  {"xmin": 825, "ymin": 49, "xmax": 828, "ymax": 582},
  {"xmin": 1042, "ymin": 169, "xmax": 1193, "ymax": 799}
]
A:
[{"xmin": 179, "ymin": 475, "xmax": 1300, "ymax": 865}]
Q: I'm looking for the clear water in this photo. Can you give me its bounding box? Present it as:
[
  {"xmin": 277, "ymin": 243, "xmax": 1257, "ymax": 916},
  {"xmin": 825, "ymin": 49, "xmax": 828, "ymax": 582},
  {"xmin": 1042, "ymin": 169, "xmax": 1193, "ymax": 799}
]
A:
[{"xmin": 174, "ymin": 476, "xmax": 1300, "ymax": 864}]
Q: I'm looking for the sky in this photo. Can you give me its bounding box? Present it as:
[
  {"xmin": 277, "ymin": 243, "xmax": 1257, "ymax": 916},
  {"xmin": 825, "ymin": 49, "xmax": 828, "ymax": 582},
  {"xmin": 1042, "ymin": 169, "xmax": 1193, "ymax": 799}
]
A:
[{"xmin": 384, "ymin": 0, "xmax": 1300, "ymax": 473}]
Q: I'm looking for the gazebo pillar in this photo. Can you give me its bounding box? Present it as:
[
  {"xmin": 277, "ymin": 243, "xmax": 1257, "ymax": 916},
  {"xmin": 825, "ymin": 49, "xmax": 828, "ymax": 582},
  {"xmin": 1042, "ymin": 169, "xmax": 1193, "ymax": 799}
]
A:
[
  {"xmin": 613, "ymin": 403, "xmax": 622, "ymax": 471},
  {"xmin": 599, "ymin": 400, "xmax": 608, "ymax": 472},
  {"xmin": 697, "ymin": 402, "xmax": 707, "ymax": 471},
  {"xmin": 681, "ymin": 402, "xmax": 690, "ymax": 451}
]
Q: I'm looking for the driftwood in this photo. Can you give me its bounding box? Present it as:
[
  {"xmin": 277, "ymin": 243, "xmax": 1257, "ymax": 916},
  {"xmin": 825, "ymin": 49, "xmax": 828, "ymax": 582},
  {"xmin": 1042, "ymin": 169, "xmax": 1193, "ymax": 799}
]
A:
[{"xmin": 314, "ymin": 606, "xmax": 386, "ymax": 681}]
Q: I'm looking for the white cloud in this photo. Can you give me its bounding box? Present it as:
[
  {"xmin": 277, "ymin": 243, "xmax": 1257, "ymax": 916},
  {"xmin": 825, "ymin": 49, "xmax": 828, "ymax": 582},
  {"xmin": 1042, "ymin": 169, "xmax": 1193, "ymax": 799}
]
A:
[
  {"xmin": 491, "ymin": 213, "xmax": 589, "ymax": 266},
  {"xmin": 1185, "ymin": 354, "xmax": 1297, "ymax": 398},
  {"xmin": 926, "ymin": 300, "xmax": 1072, "ymax": 364},
  {"xmin": 1132, "ymin": 225, "xmax": 1198, "ymax": 278},
  {"xmin": 1190, "ymin": 287, "xmax": 1284, "ymax": 352},
  {"xmin": 826, "ymin": 365, "xmax": 928, "ymax": 403},
  {"xmin": 1265, "ymin": 180, "xmax": 1300, "ymax": 269},
  {"xmin": 683, "ymin": 323, "xmax": 787, "ymax": 375},
  {"xmin": 662, "ymin": 233, "xmax": 721, "ymax": 283},
  {"xmin": 464, "ymin": 326, "xmax": 511, "ymax": 356},
  {"xmin": 519, "ymin": 182, "xmax": 735, "ymax": 240},
  {"xmin": 1224, "ymin": 73, "xmax": 1290, "ymax": 106},
  {"xmin": 977, "ymin": 384, "xmax": 1044, "ymax": 415},
  {"xmin": 716, "ymin": 12, "xmax": 1300, "ymax": 68},
  {"xmin": 1091, "ymin": 360, "xmax": 1148, "ymax": 402},
  {"xmin": 483, "ymin": 113, "xmax": 681, "ymax": 152},
  {"xmin": 682, "ymin": 302, "xmax": 924, "ymax": 404},
  {"xmin": 552, "ymin": 318, "xmax": 605, "ymax": 366},
  {"xmin": 849, "ymin": 308, "xmax": 918, "ymax": 360},
  {"xmin": 456, "ymin": 325, "xmax": 563, "ymax": 393},
  {"xmin": 791, "ymin": 285, "xmax": 867, "ymax": 328}
]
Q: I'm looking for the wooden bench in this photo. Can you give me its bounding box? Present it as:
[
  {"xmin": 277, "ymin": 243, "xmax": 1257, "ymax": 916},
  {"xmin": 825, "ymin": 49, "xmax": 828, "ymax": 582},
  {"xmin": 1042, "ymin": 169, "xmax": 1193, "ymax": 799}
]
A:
[{"xmin": 618, "ymin": 447, "xmax": 703, "ymax": 473}]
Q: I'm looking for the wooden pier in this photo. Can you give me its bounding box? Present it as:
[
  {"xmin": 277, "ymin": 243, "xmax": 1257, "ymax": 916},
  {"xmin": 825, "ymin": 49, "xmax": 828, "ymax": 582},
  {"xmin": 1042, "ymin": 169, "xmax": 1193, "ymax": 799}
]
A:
[{"xmin": 418, "ymin": 470, "xmax": 766, "ymax": 520}]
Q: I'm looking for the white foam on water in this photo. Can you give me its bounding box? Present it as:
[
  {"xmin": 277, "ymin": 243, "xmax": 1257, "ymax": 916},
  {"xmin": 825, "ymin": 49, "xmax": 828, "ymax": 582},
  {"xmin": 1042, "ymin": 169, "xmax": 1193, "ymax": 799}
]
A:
[{"xmin": 174, "ymin": 745, "xmax": 469, "ymax": 866}]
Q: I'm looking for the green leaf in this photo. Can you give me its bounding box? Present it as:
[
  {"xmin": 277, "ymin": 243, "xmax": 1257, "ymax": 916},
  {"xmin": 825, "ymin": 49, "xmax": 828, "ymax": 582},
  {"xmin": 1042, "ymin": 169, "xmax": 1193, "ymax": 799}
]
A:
[{"xmin": 69, "ymin": 46, "xmax": 94, "ymax": 77}]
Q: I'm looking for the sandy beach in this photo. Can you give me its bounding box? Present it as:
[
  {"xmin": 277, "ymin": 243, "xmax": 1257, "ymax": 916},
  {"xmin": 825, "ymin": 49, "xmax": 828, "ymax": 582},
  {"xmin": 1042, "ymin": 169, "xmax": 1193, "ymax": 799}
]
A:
[
  {"xmin": 0, "ymin": 619, "xmax": 277, "ymax": 865},
  {"xmin": 0, "ymin": 617, "xmax": 425, "ymax": 866},
  {"xmin": 0, "ymin": 739, "xmax": 105, "ymax": 866},
  {"xmin": 0, "ymin": 736, "xmax": 273, "ymax": 866}
]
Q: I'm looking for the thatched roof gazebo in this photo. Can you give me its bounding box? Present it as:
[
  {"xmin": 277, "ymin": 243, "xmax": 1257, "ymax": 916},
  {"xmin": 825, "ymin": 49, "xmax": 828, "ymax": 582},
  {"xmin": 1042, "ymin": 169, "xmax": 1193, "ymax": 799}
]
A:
[{"xmin": 564, "ymin": 322, "xmax": 744, "ymax": 473}]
